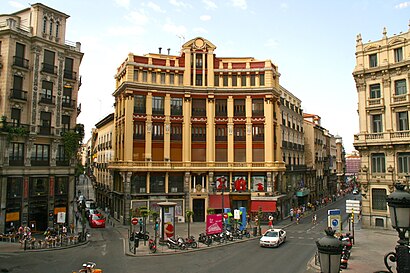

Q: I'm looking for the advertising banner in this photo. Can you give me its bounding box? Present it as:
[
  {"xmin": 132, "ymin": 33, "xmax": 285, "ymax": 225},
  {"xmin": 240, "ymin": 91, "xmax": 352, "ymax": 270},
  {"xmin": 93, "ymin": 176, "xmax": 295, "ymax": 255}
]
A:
[
  {"xmin": 252, "ymin": 176, "xmax": 265, "ymax": 192},
  {"xmin": 206, "ymin": 214, "xmax": 223, "ymax": 235}
]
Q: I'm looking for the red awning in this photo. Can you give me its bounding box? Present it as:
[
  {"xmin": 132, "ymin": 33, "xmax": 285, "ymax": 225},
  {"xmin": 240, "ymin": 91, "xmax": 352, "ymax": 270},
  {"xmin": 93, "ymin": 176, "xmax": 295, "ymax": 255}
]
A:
[
  {"xmin": 251, "ymin": 201, "xmax": 276, "ymax": 212},
  {"xmin": 209, "ymin": 195, "xmax": 230, "ymax": 209}
]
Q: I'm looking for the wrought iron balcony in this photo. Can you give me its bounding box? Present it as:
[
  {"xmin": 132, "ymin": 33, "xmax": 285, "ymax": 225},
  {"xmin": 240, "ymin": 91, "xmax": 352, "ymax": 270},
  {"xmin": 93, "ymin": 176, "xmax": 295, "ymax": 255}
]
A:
[
  {"xmin": 13, "ymin": 56, "xmax": 29, "ymax": 69},
  {"xmin": 39, "ymin": 96, "xmax": 55, "ymax": 105},
  {"xmin": 10, "ymin": 89, "xmax": 28, "ymax": 100},
  {"xmin": 62, "ymin": 99, "xmax": 76, "ymax": 108},
  {"xmin": 41, "ymin": 63, "xmax": 57, "ymax": 74},
  {"xmin": 63, "ymin": 70, "xmax": 77, "ymax": 80}
]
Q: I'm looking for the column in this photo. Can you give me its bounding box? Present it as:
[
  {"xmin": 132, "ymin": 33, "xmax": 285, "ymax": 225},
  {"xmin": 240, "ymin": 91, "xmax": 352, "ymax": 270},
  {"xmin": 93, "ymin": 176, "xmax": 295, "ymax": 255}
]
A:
[{"xmin": 227, "ymin": 96, "xmax": 234, "ymax": 162}]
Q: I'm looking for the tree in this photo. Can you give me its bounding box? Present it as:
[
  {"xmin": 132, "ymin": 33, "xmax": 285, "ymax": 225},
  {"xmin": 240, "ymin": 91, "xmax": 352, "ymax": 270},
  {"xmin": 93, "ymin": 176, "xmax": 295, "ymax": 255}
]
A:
[{"xmin": 186, "ymin": 210, "xmax": 194, "ymax": 238}]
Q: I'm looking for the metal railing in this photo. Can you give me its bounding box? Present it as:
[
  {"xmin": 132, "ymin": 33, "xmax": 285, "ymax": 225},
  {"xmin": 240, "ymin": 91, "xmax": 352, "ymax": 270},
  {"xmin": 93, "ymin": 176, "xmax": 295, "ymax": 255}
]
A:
[{"xmin": 10, "ymin": 89, "xmax": 28, "ymax": 100}]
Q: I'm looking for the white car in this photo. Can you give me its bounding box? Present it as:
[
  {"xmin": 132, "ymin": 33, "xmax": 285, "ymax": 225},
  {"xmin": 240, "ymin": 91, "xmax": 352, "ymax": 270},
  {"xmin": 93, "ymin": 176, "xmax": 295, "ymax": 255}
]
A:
[{"xmin": 259, "ymin": 228, "xmax": 287, "ymax": 247}]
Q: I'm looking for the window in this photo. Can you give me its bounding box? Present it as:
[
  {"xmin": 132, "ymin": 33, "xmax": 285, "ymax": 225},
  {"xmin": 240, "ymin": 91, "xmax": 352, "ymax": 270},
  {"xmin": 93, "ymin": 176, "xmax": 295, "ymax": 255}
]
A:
[
  {"xmin": 250, "ymin": 74, "xmax": 256, "ymax": 86},
  {"xmin": 232, "ymin": 75, "xmax": 237, "ymax": 86},
  {"xmin": 192, "ymin": 126, "xmax": 206, "ymax": 141},
  {"xmin": 372, "ymin": 114, "xmax": 383, "ymax": 133},
  {"xmin": 55, "ymin": 177, "xmax": 68, "ymax": 195},
  {"xmin": 150, "ymin": 174, "xmax": 165, "ymax": 193},
  {"xmin": 369, "ymin": 53, "xmax": 377, "ymax": 68},
  {"xmin": 133, "ymin": 69, "xmax": 139, "ymax": 81},
  {"xmin": 134, "ymin": 95, "xmax": 146, "ymax": 114},
  {"xmin": 394, "ymin": 47, "xmax": 403, "ymax": 63},
  {"xmin": 169, "ymin": 174, "xmax": 184, "ymax": 193},
  {"xmin": 151, "ymin": 72, "xmax": 157, "ymax": 83},
  {"xmin": 134, "ymin": 121, "xmax": 145, "ymax": 139},
  {"xmin": 369, "ymin": 84, "xmax": 381, "ymax": 99},
  {"xmin": 398, "ymin": 152, "xmax": 410, "ymax": 174},
  {"xmin": 214, "ymin": 75, "xmax": 219, "ymax": 86},
  {"xmin": 259, "ymin": 74, "xmax": 265, "ymax": 86},
  {"xmin": 395, "ymin": 79, "xmax": 407, "ymax": 95},
  {"xmin": 234, "ymin": 125, "xmax": 246, "ymax": 141},
  {"xmin": 31, "ymin": 144, "xmax": 50, "ymax": 166},
  {"xmin": 152, "ymin": 96, "xmax": 164, "ymax": 115},
  {"xmin": 397, "ymin": 111, "xmax": 409, "ymax": 131},
  {"xmin": 223, "ymin": 75, "xmax": 228, "ymax": 86},
  {"xmin": 196, "ymin": 74, "xmax": 202, "ymax": 86},
  {"xmin": 131, "ymin": 175, "xmax": 146, "ymax": 194},
  {"xmin": 40, "ymin": 111, "xmax": 51, "ymax": 135},
  {"xmin": 62, "ymin": 115, "xmax": 70, "ymax": 133},
  {"xmin": 41, "ymin": 81, "xmax": 53, "ymax": 103},
  {"xmin": 171, "ymin": 98, "xmax": 183, "ymax": 116},
  {"xmin": 372, "ymin": 188, "xmax": 387, "ymax": 210},
  {"xmin": 170, "ymin": 73, "xmax": 175, "ymax": 84},
  {"xmin": 192, "ymin": 99, "xmax": 206, "ymax": 116},
  {"xmin": 43, "ymin": 17, "xmax": 47, "ymax": 33},
  {"xmin": 215, "ymin": 99, "xmax": 227, "ymax": 117},
  {"xmin": 49, "ymin": 19, "xmax": 53, "ymax": 35},
  {"xmin": 252, "ymin": 124, "xmax": 264, "ymax": 141},
  {"xmin": 195, "ymin": 54, "xmax": 203, "ymax": 68},
  {"xmin": 30, "ymin": 177, "xmax": 49, "ymax": 196},
  {"xmin": 160, "ymin": 73, "xmax": 166, "ymax": 84},
  {"xmin": 56, "ymin": 145, "xmax": 69, "ymax": 166},
  {"xmin": 64, "ymin": 57, "xmax": 75, "ymax": 79},
  {"xmin": 142, "ymin": 71, "xmax": 148, "ymax": 82},
  {"xmin": 9, "ymin": 142, "xmax": 24, "ymax": 166},
  {"xmin": 43, "ymin": 50, "xmax": 55, "ymax": 74},
  {"xmin": 215, "ymin": 125, "xmax": 227, "ymax": 141},
  {"xmin": 152, "ymin": 123, "xmax": 164, "ymax": 140},
  {"xmin": 234, "ymin": 99, "xmax": 245, "ymax": 116},
  {"xmin": 14, "ymin": 43, "xmax": 27, "ymax": 68},
  {"xmin": 178, "ymin": 75, "xmax": 183, "ymax": 85},
  {"xmin": 55, "ymin": 22, "xmax": 60, "ymax": 38},
  {"xmin": 241, "ymin": 75, "xmax": 246, "ymax": 86},
  {"xmin": 252, "ymin": 99, "xmax": 264, "ymax": 116},
  {"xmin": 371, "ymin": 153, "xmax": 385, "ymax": 173},
  {"xmin": 11, "ymin": 108, "xmax": 21, "ymax": 126},
  {"xmin": 62, "ymin": 86, "xmax": 72, "ymax": 107},
  {"xmin": 7, "ymin": 177, "xmax": 22, "ymax": 198},
  {"xmin": 171, "ymin": 123, "xmax": 182, "ymax": 140}
]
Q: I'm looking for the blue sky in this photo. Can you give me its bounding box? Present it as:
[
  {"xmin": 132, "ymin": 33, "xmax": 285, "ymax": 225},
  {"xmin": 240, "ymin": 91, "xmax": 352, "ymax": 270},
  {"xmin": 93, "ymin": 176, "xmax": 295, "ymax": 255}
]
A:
[{"xmin": 3, "ymin": 0, "xmax": 410, "ymax": 153}]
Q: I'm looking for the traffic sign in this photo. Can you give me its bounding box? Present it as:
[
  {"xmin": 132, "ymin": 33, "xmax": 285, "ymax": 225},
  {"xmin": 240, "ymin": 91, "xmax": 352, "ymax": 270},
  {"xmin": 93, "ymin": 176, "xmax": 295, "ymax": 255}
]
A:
[
  {"xmin": 346, "ymin": 200, "xmax": 361, "ymax": 214},
  {"xmin": 328, "ymin": 214, "xmax": 341, "ymax": 232},
  {"xmin": 328, "ymin": 209, "xmax": 341, "ymax": 215},
  {"xmin": 131, "ymin": 217, "xmax": 139, "ymax": 225},
  {"xmin": 234, "ymin": 209, "xmax": 240, "ymax": 220},
  {"xmin": 223, "ymin": 213, "xmax": 228, "ymax": 219}
]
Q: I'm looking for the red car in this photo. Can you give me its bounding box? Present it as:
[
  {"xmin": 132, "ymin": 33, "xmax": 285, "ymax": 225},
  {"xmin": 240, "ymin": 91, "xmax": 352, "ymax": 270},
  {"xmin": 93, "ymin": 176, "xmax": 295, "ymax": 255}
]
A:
[{"xmin": 89, "ymin": 213, "xmax": 106, "ymax": 228}]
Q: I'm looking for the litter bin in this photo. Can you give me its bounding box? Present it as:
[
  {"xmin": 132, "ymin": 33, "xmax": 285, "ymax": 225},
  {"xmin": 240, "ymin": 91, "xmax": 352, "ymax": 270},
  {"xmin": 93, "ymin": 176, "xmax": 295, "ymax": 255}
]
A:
[{"xmin": 253, "ymin": 227, "xmax": 257, "ymax": 237}]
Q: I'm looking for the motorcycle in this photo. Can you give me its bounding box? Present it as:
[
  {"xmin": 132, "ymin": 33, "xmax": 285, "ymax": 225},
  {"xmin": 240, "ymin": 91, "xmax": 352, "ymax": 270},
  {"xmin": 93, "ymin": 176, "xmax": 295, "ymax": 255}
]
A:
[
  {"xmin": 340, "ymin": 252, "xmax": 349, "ymax": 269},
  {"xmin": 167, "ymin": 236, "xmax": 186, "ymax": 250},
  {"xmin": 130, "ymin": 230, "xmax": 149, "ymax": 241},
  {"xmin": 185, "ymin": 235, "xmax": 198, "ymax": 248},
  {"xmin": 198, "ymin": 233, "xmax": 212, "ymax": 246},
  {"xmin": 148, "ymin": 238, "xmax": 157, "ymax": 253}
]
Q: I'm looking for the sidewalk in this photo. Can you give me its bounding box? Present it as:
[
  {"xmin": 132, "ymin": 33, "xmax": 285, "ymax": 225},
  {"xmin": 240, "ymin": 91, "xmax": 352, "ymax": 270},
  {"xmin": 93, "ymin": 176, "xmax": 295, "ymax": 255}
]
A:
[{"xmin": 307, "ymin": 220, "xmax": 398, "ymax": 273}]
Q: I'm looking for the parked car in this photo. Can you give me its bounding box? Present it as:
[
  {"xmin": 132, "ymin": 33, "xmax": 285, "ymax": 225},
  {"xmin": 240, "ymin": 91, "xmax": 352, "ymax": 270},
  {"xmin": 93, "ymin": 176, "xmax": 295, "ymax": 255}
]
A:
[
  {"xmin": 259, "ymin": 228, "xmax": 286, "ymax": 248},
  {"xmin": 352, "ymin": 189, "xmax": 359, "ymax": 195},
  {"xmin": 89, "ymin": 213, "xmax": 106, "ymax": 228},
  {"xmin": 85, "ymin": 200, "xmax": 97, "ymax": 210}
]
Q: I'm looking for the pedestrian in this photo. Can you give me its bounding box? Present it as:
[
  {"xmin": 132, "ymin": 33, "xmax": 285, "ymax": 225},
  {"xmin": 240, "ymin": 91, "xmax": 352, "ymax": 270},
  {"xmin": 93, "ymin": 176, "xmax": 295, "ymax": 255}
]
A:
[
  {"xmin": 268, "ymin": 215, "xmax": 273, "ymax": 229},
  {"xmin": 312, "ymin": 213, "xmax": 317, "ymax": 225},
  {"xmin": 290, "ymin": 208, "xmax": 294, "ymax": 222},
  {"xmin": 70, "ymin": 222, "xmax": 74, "ymax": 234}
]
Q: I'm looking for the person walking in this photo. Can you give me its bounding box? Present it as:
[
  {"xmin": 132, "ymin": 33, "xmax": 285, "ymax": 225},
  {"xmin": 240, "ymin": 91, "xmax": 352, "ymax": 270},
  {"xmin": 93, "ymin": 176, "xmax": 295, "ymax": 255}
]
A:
[
  {"xmin": 290, "ymin": 208, "xmax": 294, "ymax": 222},
  {"xmin": 312, "ymin": 213, "xmax": 317, "ymax": 225}
]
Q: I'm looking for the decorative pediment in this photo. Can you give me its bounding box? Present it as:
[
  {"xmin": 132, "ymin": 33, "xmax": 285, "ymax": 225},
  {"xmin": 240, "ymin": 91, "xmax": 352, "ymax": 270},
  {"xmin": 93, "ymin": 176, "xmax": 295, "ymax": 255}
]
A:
[
  {"xmin": 182, "ymin": 37, "xmax": 217, "ymax": 51},
  {"xmin": 388, "ymin": 37, "xmax": 406, "ymax": 46},
  {"xmin": 364, "ymin": 44, "xmax": 380, "ymax": 52}
]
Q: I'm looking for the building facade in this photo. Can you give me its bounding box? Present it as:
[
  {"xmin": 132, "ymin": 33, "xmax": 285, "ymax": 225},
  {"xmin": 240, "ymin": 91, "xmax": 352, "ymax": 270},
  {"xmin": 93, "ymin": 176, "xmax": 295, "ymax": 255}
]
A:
[
  {"xmin": 0, "ymin": 3, "xmax": 83, "ymax": 232},
  {"xmin": 353, "ymin": 25, "xmax": 410, "ymax": 229},
  {"xmin": 109, "ymin": 37, "xmax": 285, "ymax": 224},
  {"xmin": 279, "ymin": 85, "xmax": 306, "ymax": 211}
]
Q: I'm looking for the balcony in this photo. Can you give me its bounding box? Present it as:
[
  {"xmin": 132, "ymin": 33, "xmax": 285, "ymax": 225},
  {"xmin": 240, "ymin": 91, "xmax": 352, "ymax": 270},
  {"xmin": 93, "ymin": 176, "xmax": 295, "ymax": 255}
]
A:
[
  {"xmin": 62, "ymin": 99, "xmax": 76, "ymax": 109},
  {"xmin": 391, "ymin": 94, "xmax": 409, "ymax": 106},
  {"xmin": 192, "ymin": 109, "xmax": 206, "ymax": 117},
  {"xmin": 39, "ymin": 96, "xmax": 56, "ymax": 105},
  {"xmin": 41, "ymin": 63, "xmax": 57, "ymax": 74},
  {"xmin": 366, "ymin": 97, "xmax": 384, "ymax": 109},
  {"xmin": 63, "ymin": 70, "xmax": 77, "ymax": 80},
  {"xmin": 10, "ymin": 89, "xmax": 28, "ymax": 101},
  {"xmin": 13, "ymin": 56, "xmax": 29, "ymax": 69},
  {"xmin": 252, "ymin": 110, "xmax": 264, "ymax": 117},
  {"xmin": 38, "ymin": 126, "xmax": 54, "ymax": 136}
]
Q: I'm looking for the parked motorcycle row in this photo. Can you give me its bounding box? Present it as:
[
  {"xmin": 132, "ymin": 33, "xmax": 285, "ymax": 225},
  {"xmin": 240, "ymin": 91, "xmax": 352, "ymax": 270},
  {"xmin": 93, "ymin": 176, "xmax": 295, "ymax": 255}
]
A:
[
  {"xmin": 198, "ymin": 228, "xmax": 251, "ymax": 247},
  {"xmin": 166, "ymin": 235, "xmax": 198, "ymax": 250},
  {"xmin": 338, "ymin": 233, "xmax": 353, "ymax": 269}
]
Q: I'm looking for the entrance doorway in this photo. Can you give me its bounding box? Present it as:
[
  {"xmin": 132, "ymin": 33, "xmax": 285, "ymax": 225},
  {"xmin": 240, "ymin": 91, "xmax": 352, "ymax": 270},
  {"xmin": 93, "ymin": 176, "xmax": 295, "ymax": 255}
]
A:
[
  {"xmin": 28, "ymin": 198, "xmax": 48, "ymax": 231},
  {"xmin": 192, "ymin": 199, "xmax": 205, "ymax": 222}
]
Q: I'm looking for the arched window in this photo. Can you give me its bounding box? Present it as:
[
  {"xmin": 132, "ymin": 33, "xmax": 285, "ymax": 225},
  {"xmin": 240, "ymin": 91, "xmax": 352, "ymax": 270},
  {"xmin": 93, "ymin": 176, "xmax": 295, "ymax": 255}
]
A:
[
  {"xmin": 49, "ymin": 19, "xmax": 53, "ymax": 35},
  {"xmin": 56, "ymin": 21, "xmax": 60, "ymax": 38},
  {"xmin": 42, "ymin": 17, "xmax": 47, "ymax": 33}
]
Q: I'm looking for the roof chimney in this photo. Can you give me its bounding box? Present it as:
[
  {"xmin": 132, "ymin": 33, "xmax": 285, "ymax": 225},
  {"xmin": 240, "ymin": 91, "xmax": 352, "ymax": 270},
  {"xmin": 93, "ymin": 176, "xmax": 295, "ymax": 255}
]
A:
[
  {"xmin": 167, "ymin": 48, "xmax": 170, "ymax": 55},
  {"xmin": 159, "ymin": 47, "xmax": 162, "ymax": 54}
]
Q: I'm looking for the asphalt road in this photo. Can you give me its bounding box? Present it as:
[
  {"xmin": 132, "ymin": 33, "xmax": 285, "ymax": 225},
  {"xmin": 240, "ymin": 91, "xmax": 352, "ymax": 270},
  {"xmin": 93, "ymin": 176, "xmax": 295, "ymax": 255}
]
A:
[{"xmin": 0, "ymin": 196, "xmax": 352, "ymax": 273}]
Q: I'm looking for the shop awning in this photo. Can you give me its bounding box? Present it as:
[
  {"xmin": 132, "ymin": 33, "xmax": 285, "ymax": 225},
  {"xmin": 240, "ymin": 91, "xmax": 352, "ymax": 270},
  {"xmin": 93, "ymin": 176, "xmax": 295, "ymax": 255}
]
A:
[
  {"xmin": 251, "ymin": 201, "xmax": 276, "ymax": 212},
  {"xmin": 209, "ymin": 195, "xmax": 230, "ymax": 209}
]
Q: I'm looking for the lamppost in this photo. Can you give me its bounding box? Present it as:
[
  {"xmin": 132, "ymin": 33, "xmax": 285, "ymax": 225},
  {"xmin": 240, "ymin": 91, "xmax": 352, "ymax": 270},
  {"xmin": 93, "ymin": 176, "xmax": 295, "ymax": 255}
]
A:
[
  {"xmin": 316, "ymin": 227, "xmax": 343, "ymax": 273},
  {"xmin": 384, "ymin": 183, "xmax": 410, "ymax": 273}
]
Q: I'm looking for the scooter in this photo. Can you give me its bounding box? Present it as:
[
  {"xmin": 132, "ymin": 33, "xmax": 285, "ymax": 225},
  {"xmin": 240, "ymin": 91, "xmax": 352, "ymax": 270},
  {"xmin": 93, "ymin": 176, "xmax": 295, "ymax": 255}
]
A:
[
  {"xmin": 198, "ymin": 233, "xmax": 212, "ymax": 246},
  {"xmin": 167, "ymin": 236, "xmax": 186, "ymax": 250},
  {"xmin": 131, "ymin": 230, "xmax": 149, "ymax": 241},
  {"xmin": 185, "ymin": 235, "xmax": 198, "ymax": 248},
  {"xmin": 148, "ymin": 238, "xmax": 157, "ymax": 253}
]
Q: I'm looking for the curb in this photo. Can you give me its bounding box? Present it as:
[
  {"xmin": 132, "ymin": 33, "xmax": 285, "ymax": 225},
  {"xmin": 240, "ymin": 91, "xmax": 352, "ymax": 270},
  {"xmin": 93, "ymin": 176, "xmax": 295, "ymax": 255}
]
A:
[{"xmin": 0, "ymin": 240, "xmax": 89, "ymax": 254}]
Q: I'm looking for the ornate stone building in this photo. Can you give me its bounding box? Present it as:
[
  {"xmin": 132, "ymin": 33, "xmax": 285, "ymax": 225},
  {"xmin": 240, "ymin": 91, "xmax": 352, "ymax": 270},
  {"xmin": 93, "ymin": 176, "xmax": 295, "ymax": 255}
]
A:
[
  {"xmin": 353, "ymin": 24, "xmax": 410, "ymax": 228},
  {"xmin": 0, "ymin": 3, "xmax": 83, "ymax": 232},
  {"xmin": 109, "ymin": 37, "xmax": 285, "ymax": 224}
]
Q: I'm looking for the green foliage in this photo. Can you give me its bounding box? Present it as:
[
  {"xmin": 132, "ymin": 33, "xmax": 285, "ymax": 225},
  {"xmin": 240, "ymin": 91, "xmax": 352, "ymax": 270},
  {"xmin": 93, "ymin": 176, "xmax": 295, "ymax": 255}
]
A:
[
  {"xmin": 207, "ymin": 208, "xmax": 215, "ymax": 215},
  {"xmin": 1, "ymin": 116, "xmax": 29, "ymax": 141},
  {"xmin": 185, "ymin": 210, "xmax": 194, "ymax": 222},
  {"xmin": 61, "ymin": 124, "xmax": 84, "ymax": 160}
]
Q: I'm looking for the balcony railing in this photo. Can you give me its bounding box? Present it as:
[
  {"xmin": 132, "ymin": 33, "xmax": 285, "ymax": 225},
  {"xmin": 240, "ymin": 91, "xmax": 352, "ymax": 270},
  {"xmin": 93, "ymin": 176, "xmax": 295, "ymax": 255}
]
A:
[
  {"xmin": 192, "ymin": 109, "xmax": 206, "ymax": 117},
  {"xmin": 38, "ymin": 126, "xmax": 54, "ymax": 135},
  {"xmin": 252, "ymin": 110, "xmax": 264, "ymax": 117},
  {"xmin": 13, "ymin": 56, "xmax": 29, "ymax": 69},
  {"xmin": 39, "ymin": 96, "xmax": 56, "ymax": 105},
  {"xmin": 41, "ymin": 63, "xmax": 57, "ymax": 74},
  {"xmin": 63, "ymin": 70, "xmax": 77, "ymax": 80},
  {"xmin": 62, "ymin": 99, "xmax": 76, "ymax": 108},
  {"xmin": 366, "ymin": 97, "xmax": 384, "ymax": 108},
  {"xmin": 31, "ymin": 159, "xmax": 49, "ymax": 166},
  {"xmin": 10, "ymin": 89, "xmax": 28, "ymax": 100},
  {"xmin": 391, "ymin": 94, "xmax": 409, "ymax": 105}
]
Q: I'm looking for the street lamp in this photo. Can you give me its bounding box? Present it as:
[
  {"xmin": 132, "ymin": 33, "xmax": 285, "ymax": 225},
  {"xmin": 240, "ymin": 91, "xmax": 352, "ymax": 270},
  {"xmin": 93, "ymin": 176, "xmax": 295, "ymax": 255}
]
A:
[
  {"xmin": 316, "ymin": 227, "xmax": 343, "ymax": 273},
  {"xmin": 384, "ymin": 183, "xmax": 410, "ymax": 273}
]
